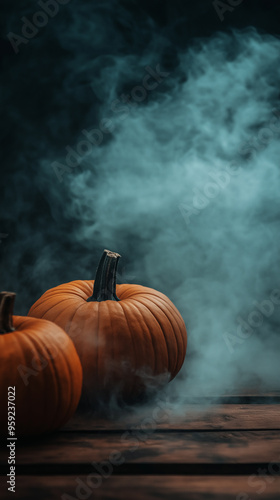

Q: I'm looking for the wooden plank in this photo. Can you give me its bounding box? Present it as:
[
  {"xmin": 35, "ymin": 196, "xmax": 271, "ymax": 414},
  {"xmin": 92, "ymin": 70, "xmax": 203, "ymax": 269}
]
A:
[
  {"xmin": 222, "ymin": 391, "xmax": 280, "ymax": 396},
  {"xmin": 172, "ymin": 394, "xmax": 280, "ymax": 404},
  {"xmin": 2, "ymin": 475, "xmax": 280, "ymax": 500},
  {"xmin": 189, "ymin": 396, "xmax": 280, "ymax": 404},
  {"xmin": 139, "ymin": 390, "xmax": 280, "ymax": 405},
  {"xmin": 1, "ymin": 431, "xmax": 280, "ymax": 469},
  {"xmin": 63, "ymin": 405, "xmax": 280, "ymax": 431}
]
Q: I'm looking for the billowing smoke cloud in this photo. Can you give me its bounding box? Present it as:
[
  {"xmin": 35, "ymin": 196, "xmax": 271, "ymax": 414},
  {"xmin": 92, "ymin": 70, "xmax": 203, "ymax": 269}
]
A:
[{"xmin": 1, "ymin": 0, "xmax": 280, "ymax": 400}]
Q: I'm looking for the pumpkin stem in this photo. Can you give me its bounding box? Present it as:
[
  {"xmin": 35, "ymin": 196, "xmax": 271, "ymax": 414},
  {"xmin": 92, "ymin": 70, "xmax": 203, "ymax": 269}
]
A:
[
  {"xmin": 0, "ymin": 292, "xmax": 15, "ymax": 334},
  {"xmin": 87, "ymin": 249, "xmax": 121, "ymax": 302}
]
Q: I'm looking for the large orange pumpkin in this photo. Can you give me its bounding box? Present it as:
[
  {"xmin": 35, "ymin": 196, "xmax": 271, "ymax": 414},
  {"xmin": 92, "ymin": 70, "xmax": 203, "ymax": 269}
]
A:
[
  {"xmin": 0, "ymin": 291, "xmax": 82, "ymax": 435},
  {"xmin": 28, "ymin": 250, "xmax": 187, "ymax": 404}
]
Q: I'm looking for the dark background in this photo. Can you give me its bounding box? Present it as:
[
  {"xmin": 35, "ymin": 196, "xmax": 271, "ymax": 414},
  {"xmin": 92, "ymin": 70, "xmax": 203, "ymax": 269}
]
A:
[{"xmin": 1, "ymin": 0, "xmax": 280, "ymax": 398}]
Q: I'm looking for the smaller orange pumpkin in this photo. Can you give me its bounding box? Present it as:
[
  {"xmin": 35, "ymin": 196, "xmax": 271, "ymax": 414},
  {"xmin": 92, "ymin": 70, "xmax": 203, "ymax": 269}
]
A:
[{"xmin": 0, "ymin": 291, "xmax": 83, "ymax": 436}]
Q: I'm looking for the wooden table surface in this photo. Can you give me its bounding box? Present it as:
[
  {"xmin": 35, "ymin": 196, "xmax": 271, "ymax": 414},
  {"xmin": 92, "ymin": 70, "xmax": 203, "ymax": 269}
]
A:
[{"xmin": 1, "ymin": 392, "xmax": 280, "ymax": 499}]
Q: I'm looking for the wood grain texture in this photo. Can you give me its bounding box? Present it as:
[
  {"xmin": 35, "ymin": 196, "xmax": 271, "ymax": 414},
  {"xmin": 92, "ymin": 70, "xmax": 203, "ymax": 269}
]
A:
[
  {"xmin": 1, "ymin": 431, "xmax": 280, "ymax": 467},
  {"xmin": 63, "ymin": 405, "xmax": 280, "ymax": 431},
  {"xmin": 2, "ymin": 475, "xmax": 280, "ymax": 500},
  {"xmin": 1, "ymin": 400, "xmax": 279, "ymax": 498}
]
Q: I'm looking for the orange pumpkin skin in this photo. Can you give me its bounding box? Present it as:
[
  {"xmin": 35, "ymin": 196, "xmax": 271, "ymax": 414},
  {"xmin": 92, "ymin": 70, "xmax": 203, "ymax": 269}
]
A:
[
  {"xmin": 0, "ymin": 295, "xmax": 82, "ymax": 436},
  {"xmin": 28, "ymin": 254, "xmax": 187, "ymax": 404}
]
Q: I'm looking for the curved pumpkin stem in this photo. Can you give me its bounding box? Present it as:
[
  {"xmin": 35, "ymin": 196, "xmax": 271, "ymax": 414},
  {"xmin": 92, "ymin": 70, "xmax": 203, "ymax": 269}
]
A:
[
  {"xmin": 0, "ymin": 292, "xmax": 15, "ymax": 333},
  {"xmin": 87, "ymin": 249, "xmax": 121, "ymax": 302}
]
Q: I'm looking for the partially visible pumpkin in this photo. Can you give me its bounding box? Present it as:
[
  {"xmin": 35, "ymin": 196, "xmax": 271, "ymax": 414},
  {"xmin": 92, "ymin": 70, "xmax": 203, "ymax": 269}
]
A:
[
  {"xmin": 28, "ymin": 250, "xmax": 187, "ymax": 404},
  {"xmin": 0, "ymin": 292, "xmax": 82, "ymax": 436}
]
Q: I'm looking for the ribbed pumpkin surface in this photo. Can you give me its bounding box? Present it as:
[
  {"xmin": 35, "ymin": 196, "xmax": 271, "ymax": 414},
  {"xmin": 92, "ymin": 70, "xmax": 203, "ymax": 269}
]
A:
[
  {"xmin": 28, "ymin": 280, "xmax": 187, "ymax": 403},
  {"xmin": 0, "ymin": 314, "xmax": 82, "ymax": 435}
]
